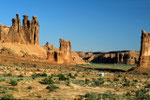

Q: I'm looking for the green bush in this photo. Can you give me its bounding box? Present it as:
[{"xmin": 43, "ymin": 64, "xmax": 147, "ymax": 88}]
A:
[
  {"xmin": 33, "ymin": 64, "xmax": 37, "ymax": 68},
  {"xmin": 133, "ymin": 79, "xmax": 138, "ymax": 82},
  {"xmin": 67, "ymin": 73, "xmax": 75, "ymax": 79},
  {"xmin": 40, "ymin": 76, "xmax": 54, "ymax": 84},
  {"xmin": 145, "ymin": 83, "xmax": 150, "ymax": 88},
  {"xmin": 142, "ymin": 72, "xmax": 149, "ymax": 75},
  {"xmin": 84, "ymin": 92, "xmax": 99, "ymax": 100},
  {"xmin": 57, "ymin": 74, "xmax": 68, "ymax": 81},
  {"xmin": 122, "ymin": 77, "xmax": 127, "ymax": 82},
  {"xmin": 125, "ymin": 92, "xmax": 131, "ymax": 96},
  {"xmin": 92, "ymin": 78, "xmax": 104, "ymax": 86},
  {"xmin": 0, "ymin": 94, "xmax": 16, "ymax": 100},
  {"xmin": 78, "ymin": 92, "xmax": 121, "ymax": 100},
  {"xmin": 122, "ymin": 81, "xmax": 130, "ymax": 87},
  {"xmin": 0, "ymin": 78, "xmax": 6, "ymax": 82},
  {"xmin": 5, "ymin": 73, "xmax": 12, "ymax": 77},
  {"xmin": 135, "ymin": 88, "xmax": 150, "ymax": 100},
  {"xmin": 74, "ymin": 73, "xmax": 78, "ymax": 77},
  {"xmin": 32, "ymin": 73, "xmax": 47, "ymax": 78},
  {"xmin": 66, "ymin": 80, "xmax": 70, "ymax": 86},
  {"xmin": 9, "ymin": 79, "xmax": 18, "ymax": 86},
  {"xmin": 46, "ymin": 85, "xmax": 59, "ymax": 92},
  {"xmin": 27, "ymin": 86, "xmax": 32, "ymax": 89},
  {"xmin": 18, "ymin": 74, "xmax": 24, "ymax": 77},
  {"xmin": 113, "ymin": 78, "xmax": 119, "ymax": 81},
  {"xmin": 85, "ymin": 79, "xmax": 90, "ymax": 84}
]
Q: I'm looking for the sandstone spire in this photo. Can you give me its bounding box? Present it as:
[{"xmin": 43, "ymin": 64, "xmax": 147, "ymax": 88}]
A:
[
  {"xmin": 59, "ymin": 39, "xmax": 72, "ymax": 63},
  {"xmin": 139, "ymin": 30, "xmax": 150, "ymax": 68},
  {"xmin": 1, "ymin": 14, "xmax": 39, "ymax": 45}
]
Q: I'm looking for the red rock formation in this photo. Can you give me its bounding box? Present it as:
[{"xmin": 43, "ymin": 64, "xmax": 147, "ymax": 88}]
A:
[
  {"xmin": 0, "ymin": 14, "xmax": 39, "ymax": 45},
  {"xmin": 46, "ymin": 39, "xmax": 72, "ymax": 64},
  {"xmin": 0, "ymin": 24, "xmax": 10, "ymax": 42},
  {"xmin": 138, "ymin": 30, "xmax": 150, "ymax": 68},
  {"xmin": 0, "ymin": 14, "xmax": 87, "ymax": 65},
  {"xmin": 77, "ymin": 51, "xmax": 139, "ymax": 65},
  {"xmin": 55, "ymin": 51, "xmax": 64, "ymax": 64},
  {"xmin": 47, "ymin": 51, "xmax": 55, "ymax": 62},
  {"xmin": 59, "ymin": 39, "xmax": 72, "ymax": 63}
]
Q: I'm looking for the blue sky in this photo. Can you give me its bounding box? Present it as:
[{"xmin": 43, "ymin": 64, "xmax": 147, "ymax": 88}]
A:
[{"xmin": 0, "ymin": 0, "xmax": 150, "ymax": 52}]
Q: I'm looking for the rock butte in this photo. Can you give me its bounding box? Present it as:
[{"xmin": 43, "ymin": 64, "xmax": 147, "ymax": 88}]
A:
[
  {"xmin": 77, "ymin": 51, "xmax": 139, "ymax": 65},
  {"xmin": 0, "ymin": 14, "xmax": 87, "ymax": 65},
  {"xmin": 130, "ymin": 30, "xmax": 150, "ymax": 73},
  {"xmin": 0, "ymin": 14, "xmax": 150, "ymax": 73}
]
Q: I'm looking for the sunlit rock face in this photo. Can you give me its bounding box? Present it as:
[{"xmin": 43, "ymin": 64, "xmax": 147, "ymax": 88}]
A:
[
  {"xmin": 0, "ymin": 14, "xmax": 88, "ymax": 65},
  {"xmin": 0, "ymin": 14, "xmax": 39, "ymax": 45},
  {"xmin": 139, "ymin": 30, "xmax": 150, "ymax": 68}
]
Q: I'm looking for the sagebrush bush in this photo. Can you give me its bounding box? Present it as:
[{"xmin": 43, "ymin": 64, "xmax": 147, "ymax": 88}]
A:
[
  {"xmin": 32, "ymin": 73, "xmax": 47, "ymax": 79},
  {"xmin": 122, "ymin": 81, "xmax": 130, "ymax": 87},
  {"xmin": 27, "ymin": 86, "xmax": 32, "ymax": 89},
  {"xmin": 40, "ymin": 76, "xmax": 54, "ymax": 84},
  {"xmin": 135, "ymin": 88, "xmax": 150, "ymax": 100},
  {"xmin": 92, "ymin": 78, "xmax": 104, "ymax": 86},
  {"xmin": 9, "ymin": 79, "xmax": 18, "ymax": 86},
  {"xmin": 46, "ymin": 85, "xmax": 59, "ymax": 92},
  {"xmin": 0, "ymin": 94, "xmax": 15, "ymax": 100},
  {"xmin": 57, "ymin": 74, "xmax": 68, "ymax": 81}
]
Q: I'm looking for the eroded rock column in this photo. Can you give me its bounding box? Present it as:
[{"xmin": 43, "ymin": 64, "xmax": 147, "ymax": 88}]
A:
[
  {"xmin": 139, "ymin": 30, "xmax": 150, "ymax": 68},
  {"xmin": 59, "ymin": 39, "xmax": 72, "ymax": 63}
]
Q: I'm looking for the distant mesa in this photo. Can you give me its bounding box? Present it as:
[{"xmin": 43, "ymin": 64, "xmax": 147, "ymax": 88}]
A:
[{"xmin": 77, "ymin": 50, "xmax": 139, "ymax": 65}]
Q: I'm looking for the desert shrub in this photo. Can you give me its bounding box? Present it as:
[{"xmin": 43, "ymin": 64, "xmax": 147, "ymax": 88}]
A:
[
  {"xmin": 142, "ymin": 72, "xmax": 149, "ymax": 75},
  {"xmin": 41, "ymin": 73, "xmax": 47, "ymax": 77},
  {"xmin": 66, "ymin": 80, "xmax": 70, "ymax": 86},
  {"xmin": 0, "ymin": 86, "xmax": 17, "ymax": 92},
  {"xmin": 32, "ymin": 73, "xmax": 47, "ymax": 79},
  {"xmin": 0, "ymin": 78, "xmax": 6, "ymax": 82},
  {"xmin": 117, "ymin": 73, "xmax": 122, "ymax": 77},
  {"xmin": 78, "ymin": 92, "xmax": 121, "ymax": 100},
  {"xmin": 135, "ymin": 88, "xmax": 150, "ymax": 100},
  {"xmin": 18, "ymin": 74, "xmax": 24, "ymax": 77},
  {"xmin": 84, "ymin": 92, "xmax": 99, "ymax": 100},
  {"xmin": 28, "ymin": 86, "xmax": 32, "ymax": 89},
  {"xmin": 122, "ymin": 81, "xmax": 130, "ymax": 87},
  {"xmin": 40, "ymin": 76, "xmax": 54, "ymax": 84},
  {"xmin": 125, "ymin": 92, "xmax": 131, "ymax": 97},
  {"xmin": 74, "ymin": 73, "xmax": 78, "ymax": 77},
  {"xmin": 46, "ymin": 85, "xmax": 59, "ymax": 92},
  {"xmin": 5, "ymin": 73, "xmax": 12, "ymax": 76},
  {"xmin": 33, "ymin": 64, "xmax": 37, "ymax": 68},
  {"xmin": 113, "ymin": 78, "xmax": 119, "ymax": 81},
  {"xmin": 0, "ymin": 94, "xmax": 16, "ymax": 100},
  {"xmin": 9, "ymin": 79, "xmax": 18, "ymax": 86},
  {"xmin": 85, "ymin": 79, "xmax": 90, "ymax": 84},
  {"xmin": 100, "ymin": 92, "xmax": 120, "ymax": 100},
  {"xmin": 72, "ymin": 80, "xmax": 85, "ymax": 85},
  {"xmin": 15, "ymin": 63, "xmax": 19, "ymax": 66},
  {"xmin": 145, "ymin": 83, "xmax": 150, "ymax": 88},
  {"xmin": 37, "ymin": 93, "xmax": 42, "ymax": 98},
  {"xmin": 67, "ymin": 73, "xmax": 75, "ymax": 79},
  {"xmin": 57, "ymin": 74, "xmax": 68, "ymax": 81},
  {"xmin": 92, "ymin": 78, "xmax": 104, "ymax": 86},
  {"xmin": 122, "ymin": 77, "xmax": 127, "ymax": 82},
  {"xmin": 133, "ymin": 79, "xmax": 138, "ymax": 82}
]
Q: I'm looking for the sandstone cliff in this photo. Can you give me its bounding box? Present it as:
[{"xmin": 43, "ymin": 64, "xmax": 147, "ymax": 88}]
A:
[
  {"xmin": 1, "ymin": 14, "xmax": 39, "ymax": 44},
  {"xmin": 0, "ymin": 14, "xmax": 87, "ymax": 65},
  {"xmin": 77, "ymin": 50, "xmax": 139, "ymax": 65}
]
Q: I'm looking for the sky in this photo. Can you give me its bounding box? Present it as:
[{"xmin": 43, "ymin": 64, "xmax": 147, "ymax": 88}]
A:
[{"xmin": 0, "ymin": 0, "xmax": 150, "ymax": 52}]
